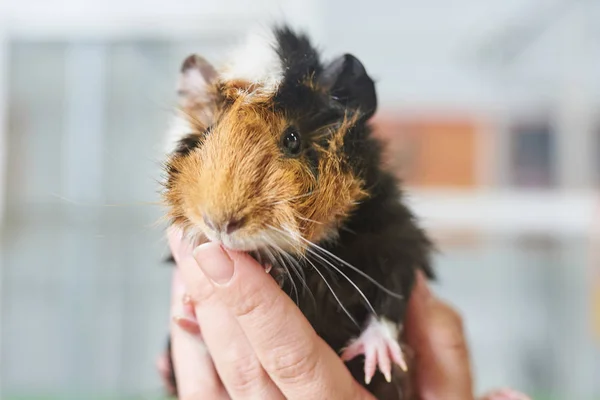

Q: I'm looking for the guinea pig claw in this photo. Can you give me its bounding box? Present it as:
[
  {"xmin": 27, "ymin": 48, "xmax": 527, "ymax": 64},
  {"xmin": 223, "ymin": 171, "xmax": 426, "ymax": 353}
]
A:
[
  {"xmin": 264, "ymin": 264, "xmax": 273, "ymax": 273},
  {"xmin": 341, "ymin": 318, "xmax": 407, "ymax": 385}
]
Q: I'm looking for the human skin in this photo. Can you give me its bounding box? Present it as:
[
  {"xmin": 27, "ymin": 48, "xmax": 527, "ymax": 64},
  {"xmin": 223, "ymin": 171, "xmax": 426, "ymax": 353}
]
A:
[{"xmin": 158, "ymin": 228, "xmax": 530, "ymax": 400}]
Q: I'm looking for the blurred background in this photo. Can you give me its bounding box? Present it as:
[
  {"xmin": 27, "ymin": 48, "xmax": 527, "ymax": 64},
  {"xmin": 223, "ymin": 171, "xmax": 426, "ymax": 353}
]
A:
[{"xmin": 0, "ymin": 0, "xmax": 599, "ymax": 399}]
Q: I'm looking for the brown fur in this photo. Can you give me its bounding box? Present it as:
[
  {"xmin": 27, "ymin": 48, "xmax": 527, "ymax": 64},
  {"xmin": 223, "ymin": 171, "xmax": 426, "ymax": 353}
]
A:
[{"xmin": 163, "ymin": 81, "xmax": 368, "ymax": 255}]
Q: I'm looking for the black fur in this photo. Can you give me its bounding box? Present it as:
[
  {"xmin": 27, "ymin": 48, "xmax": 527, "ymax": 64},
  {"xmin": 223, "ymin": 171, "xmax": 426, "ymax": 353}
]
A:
[
  {"xmin": 173, "ymin": 133, "xmax": 203, "ymax": 157},
  {"xmin": 162, "ymin": 25, "xmax": 434, "ymax": 400}
]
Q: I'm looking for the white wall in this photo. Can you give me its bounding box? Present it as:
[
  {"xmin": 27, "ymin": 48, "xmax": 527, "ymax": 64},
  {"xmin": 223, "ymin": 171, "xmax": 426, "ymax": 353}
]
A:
[
  {"xmin": 316, "ymin": 0, "xmax": 600, "ymax": 110},
  {"xmin": 0, "ymin": 0, "xmax": 320, "ymax": 39},
  {"xmin": 1, "ymin": 0, "xmax": 599, "ymax": 106}
]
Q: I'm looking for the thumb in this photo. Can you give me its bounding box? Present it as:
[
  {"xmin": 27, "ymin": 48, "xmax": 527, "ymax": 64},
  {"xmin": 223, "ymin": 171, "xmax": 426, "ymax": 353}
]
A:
[{"xmin": 405, "ymin": 271, "xmax": 474, "ymax": 400}]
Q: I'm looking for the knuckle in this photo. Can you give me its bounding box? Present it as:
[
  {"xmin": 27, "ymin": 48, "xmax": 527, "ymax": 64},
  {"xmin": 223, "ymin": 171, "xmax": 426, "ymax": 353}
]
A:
[
  {"xmin": 224, "ymin": 353, "xmax": 266, "ymax": 394},
  {"xmin": 188, "ymin": 285, "xmax": 214, "ymax": 305},
  {"xmin": 183, "ymin": 274, "xmax": 216, "ymax": 305},
  {"xmin": 230, "ymin": 287, "xmax": 266, "ymax": 319},
  {"xmin": 268, "ymin": 339, "xmax": 319, "ymax": 383}
]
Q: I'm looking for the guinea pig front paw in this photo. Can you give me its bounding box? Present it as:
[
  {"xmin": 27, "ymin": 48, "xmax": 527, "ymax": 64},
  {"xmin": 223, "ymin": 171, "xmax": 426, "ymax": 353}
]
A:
[{"xmin": 340, "ymin": 316, "xmax": 406, "ymax": 385}]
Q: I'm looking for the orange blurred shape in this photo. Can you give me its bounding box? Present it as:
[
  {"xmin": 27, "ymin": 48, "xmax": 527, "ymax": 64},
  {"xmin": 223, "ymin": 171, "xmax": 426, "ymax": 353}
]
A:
[{"xmin": 372, "ymin": 113, "xmax": 479, "ymax": 188}]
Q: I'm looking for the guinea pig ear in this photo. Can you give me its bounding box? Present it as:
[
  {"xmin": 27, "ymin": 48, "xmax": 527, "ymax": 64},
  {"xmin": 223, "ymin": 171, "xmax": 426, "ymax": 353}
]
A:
[
  {"xmin": 177, "ymin": 54, "xmax": 218, "ymax": 106},
  {"xmin": 319, "ymin": 54, "xmax": 377, "ymax": 120}
]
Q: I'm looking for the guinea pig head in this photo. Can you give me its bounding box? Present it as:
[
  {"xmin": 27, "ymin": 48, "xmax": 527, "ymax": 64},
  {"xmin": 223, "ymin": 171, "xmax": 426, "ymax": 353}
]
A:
[{"xmin": 163, "ymin": 30, "xmax": 378, "ymax": 257}]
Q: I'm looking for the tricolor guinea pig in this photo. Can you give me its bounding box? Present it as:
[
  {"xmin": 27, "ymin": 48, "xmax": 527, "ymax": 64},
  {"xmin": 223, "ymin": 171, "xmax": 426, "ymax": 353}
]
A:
[{"xmin": 160, "ymin": 25, "xmax": 435, "ymax": 399}]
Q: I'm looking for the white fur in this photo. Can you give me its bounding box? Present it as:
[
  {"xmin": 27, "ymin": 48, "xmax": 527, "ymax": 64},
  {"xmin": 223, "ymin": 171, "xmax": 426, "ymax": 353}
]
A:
[
  {"xmin": 164, "ymin": 28, "xmax": 283, "ymax": 154},
  {"xmin": 164, "ymin": 113, "xmax": 193, "ymax": 154},
  {"xmin": 219, "ymin": 28, "xmax": 283, "ymax": 93},
  {"xmin": 361, "ymin": 315, "xmax": 400, "ymax": 341}
]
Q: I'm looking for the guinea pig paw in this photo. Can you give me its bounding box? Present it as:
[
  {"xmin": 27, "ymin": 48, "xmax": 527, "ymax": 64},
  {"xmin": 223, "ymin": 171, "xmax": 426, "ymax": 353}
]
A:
[
  {"xmin": 340, "ymin": 317, "xmax": 406, "ymax": 385},
  {"xmin": 479, "ymin": 388, "xmax": 531, "ymax": 400}
]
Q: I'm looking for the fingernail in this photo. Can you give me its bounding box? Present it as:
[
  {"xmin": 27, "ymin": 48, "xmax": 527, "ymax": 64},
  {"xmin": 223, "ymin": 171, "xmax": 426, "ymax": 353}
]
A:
[
  {"xmin": 172, "ymin": 315, "xmax": 201, "ymax": 335},
  {"xmin": 193, "ymin": 243, "xmax": 234, "ymax": 285}
]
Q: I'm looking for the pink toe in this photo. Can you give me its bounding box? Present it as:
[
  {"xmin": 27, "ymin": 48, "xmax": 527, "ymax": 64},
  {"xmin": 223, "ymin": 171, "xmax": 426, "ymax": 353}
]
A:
[
  {"xmin": 377, "ymin": 345, "xmax": 392, "ymax": 382},
  {"xmin": 389, "ymin": 341, "xmax": 407, "ymax": 371},
  {"xmin": 364, "ymin": 345, "xmax": 377, "ymax": 385},
  {"xmin": 341, "ymin": 341, "xmax": 364, "ymax": 361}
]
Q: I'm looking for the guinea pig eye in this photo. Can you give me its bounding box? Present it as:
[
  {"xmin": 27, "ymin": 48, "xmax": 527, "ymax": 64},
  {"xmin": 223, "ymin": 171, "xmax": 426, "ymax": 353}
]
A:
[{"xmin": 281, "ymin": 127, "xmax": 302, "ymax": 156}]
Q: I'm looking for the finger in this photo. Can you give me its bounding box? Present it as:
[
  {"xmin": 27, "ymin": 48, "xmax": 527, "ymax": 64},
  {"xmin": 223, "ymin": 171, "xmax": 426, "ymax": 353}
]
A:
[
  {"xmin": 169, "ymin": 267, "xmax": 229, "ymax": 399},
  {"xmin": 193, "ymin": 243, "xmax": 375, "ymax": 400},
  {"xmin": 156, "ymin": 351, "xmax": 177, "ymax": 396},
  {"xmin": 479, "ymin": 388, "xmax": 531, "ymax": 400},
  {"xmin": 405, "ymin": 270, "xmax": 474, "ymax": 400},
  {"xmin": 171, "ymin": 229, "xmax": 284, "ymax": 399}
]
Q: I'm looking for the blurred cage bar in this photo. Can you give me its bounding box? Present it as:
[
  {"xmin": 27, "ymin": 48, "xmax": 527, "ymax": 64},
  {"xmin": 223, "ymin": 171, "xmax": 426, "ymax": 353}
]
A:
[{"xmin": 1, "ymin": 1, "xmax": 600, "ymax": 399}]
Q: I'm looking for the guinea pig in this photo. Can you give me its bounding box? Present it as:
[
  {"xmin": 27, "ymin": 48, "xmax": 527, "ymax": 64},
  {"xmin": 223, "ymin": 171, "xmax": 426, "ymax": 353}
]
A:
[{"xmin": 160, "ymin": 24, "xmax": 435, "ymax": 399}]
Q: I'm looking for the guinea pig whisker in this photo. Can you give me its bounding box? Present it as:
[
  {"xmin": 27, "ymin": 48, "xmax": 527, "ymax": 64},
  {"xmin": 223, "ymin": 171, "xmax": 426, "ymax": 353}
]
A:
[
  {"xmin": 305, "ymin": 247, "xmax": 377, "ymax": 316},
  {"xmin": 262, "ymin": 232, "xmax": 304, "ymax": 299},
  {"xmin": 268, "ymin": 239, "xmax": 306, "ymax": 291},
  {"xmin": 267, "ymin": 235, "xmax": 316, "ymax": 309},
  {"xmin": 266, "ymin": 225, "xmax": 352, "ymax": 319},
  {"xmin": 299, "ymin": 237, "xmax": 404, "ymax": 301},
  {"xmin": 339, "ymin": 225, "xmax": 357, "ymax": 235},
  {"xmin": 265, "ymin": 224, "xmax": 305, "ymax": 254},
  {"xmin": 268, "ymin": 225, "xmax": 318, "ymax": 310},
  {"xmin": 279, "ymin": 253, "xmax": 300, "ymax": 305},
  {"xmin": 264, "ymin": 244, "xmax": 299, "ymax": 304},
  {"xmin": 305, "ymin": 257, "xmax": 359, "ymax": 328}
]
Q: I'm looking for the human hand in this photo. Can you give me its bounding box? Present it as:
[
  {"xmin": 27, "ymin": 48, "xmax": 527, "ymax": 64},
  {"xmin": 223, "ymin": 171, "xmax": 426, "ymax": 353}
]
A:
[
  {"xmin": 163, "ymin": 227, "xmax": 375, "ymax": 399},
  {"xmin": 160, "ymin": 229, "xmax": 530, "ymax": 400},
  {"xmin": 405, "ymin": 271, "xmax": 530, "ymax": 400}
]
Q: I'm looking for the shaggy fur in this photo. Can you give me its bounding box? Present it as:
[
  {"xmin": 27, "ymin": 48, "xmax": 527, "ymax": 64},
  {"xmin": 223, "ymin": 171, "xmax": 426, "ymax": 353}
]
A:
[{"xmin": 160, "ymin": 25, "xmax": 434, "ymax": 399}]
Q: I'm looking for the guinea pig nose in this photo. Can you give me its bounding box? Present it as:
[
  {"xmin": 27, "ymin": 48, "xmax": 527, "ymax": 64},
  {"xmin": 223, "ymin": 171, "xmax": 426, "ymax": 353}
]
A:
[
  {"xmin": 203, "ymin": 213, "xmax": 245, "ymax": 234},
  {"xmin": 224, "ymin": 217, "xmax": 245, "ymax": 234}
]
